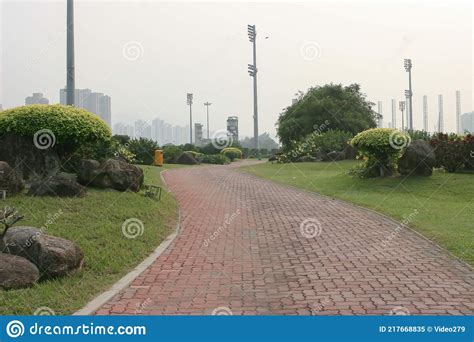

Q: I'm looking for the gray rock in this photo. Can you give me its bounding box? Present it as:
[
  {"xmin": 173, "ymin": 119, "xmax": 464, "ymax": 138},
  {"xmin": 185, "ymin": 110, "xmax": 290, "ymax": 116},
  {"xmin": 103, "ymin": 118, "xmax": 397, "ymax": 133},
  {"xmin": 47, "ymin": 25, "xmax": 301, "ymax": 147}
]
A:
[
  {"xmin": 343, "ymin": 144, "xmax": 358, "ymax": 160},
  {"xmin": 77, "ymin": 158, "xmax": 144, "ymax": 192},
  {"xmin": 2, "ymin": 226, "xmax": 84, "ymax": 279},
  {"xmin": 326, "ymin": 150, "xmax": 345, "ymax": 161},
  {"xmin": 176, "ymin": 152, "xmax": 199, "ymax": 165},
  {"xmin": 0, "ymin": 253, "xmax": 39, "ymax": 289},
  {"xmin": 398, "ymin": 140, "xmax": 436, "ymax": 176},
  {"xmin": 0, "ymin": 134, "xmax": 60, "ymax": 180},
  {"xmin": 27, "ymin": 174, "xmax": 86, "ymax": 197},
  {"xmin": 0, "ymin": 161, "xmax": 25, "ymax": 195}
]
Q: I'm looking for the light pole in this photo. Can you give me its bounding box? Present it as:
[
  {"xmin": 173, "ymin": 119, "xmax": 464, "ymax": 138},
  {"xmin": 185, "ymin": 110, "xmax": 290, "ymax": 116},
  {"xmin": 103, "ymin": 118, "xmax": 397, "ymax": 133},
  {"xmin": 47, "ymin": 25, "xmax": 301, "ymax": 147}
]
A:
[
  {"xmin": 399, "ymin": 101, "xmax": 406, "ymax": 131},
  {"xmin": 187, "ymin": 93, "xmax": 193, "ymax": 144},
  {"xmin": 404, "ymin": 59, "xmax": 413, "ymax": 130},
  {"xmin": 66, "ymin": 0, "xmax": 75, "ymax": 105},
  {"xmin": 247, "ymin": 24, "xmax": 259, "ymax": 157},
  {"xmin": 404, "ymin": 90, "xmax": 411, "ymax": 131},
  {"xmin": 204, "ymin": 102, "xmax": 211, "ymax": 140}
]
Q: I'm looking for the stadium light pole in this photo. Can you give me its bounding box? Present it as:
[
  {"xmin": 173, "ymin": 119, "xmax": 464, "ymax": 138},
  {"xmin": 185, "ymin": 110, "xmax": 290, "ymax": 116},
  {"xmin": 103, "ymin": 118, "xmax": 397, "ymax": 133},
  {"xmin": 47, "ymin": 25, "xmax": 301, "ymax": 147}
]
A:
[
  {"xmin": 187, "ymin": 93, "xmax": 193, "ymax": 144},
  {"xmin": 404, "ymin": 59, "xmax": 413, "ymax": 130},
  {"xmin": 404, "ymin": 90, "xmax": 411, "ymax": 131},
  {"xmin": 204, "ymin": 102, "xmax": 212, "ymax": 140},
  {"xmin": 66, "ymin": 0, "xmax": 75, "ymax": 105},
  {"xmin": 399, "ymin": 101, "xmax": 406, "ymax": 131},
  {"xmin": 248, "ymin": 24, "xmax": 259, "ymax": 158}
]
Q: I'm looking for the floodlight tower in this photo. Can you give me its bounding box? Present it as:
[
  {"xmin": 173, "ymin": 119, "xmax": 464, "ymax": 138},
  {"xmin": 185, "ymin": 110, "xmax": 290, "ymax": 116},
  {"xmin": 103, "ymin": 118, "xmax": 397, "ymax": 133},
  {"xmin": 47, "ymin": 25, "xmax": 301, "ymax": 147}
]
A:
[
  {"xmin": 404, "ymin": 59, "xmax": 413, "ymax": 130},
  {"xmin": 66, "ymin": 0, "xmax": 75, "ymax": 105},
  {"xmin": 187, "ymin": 93, "xmax": 193, "ymax": 144},
  {"xmin": 404, "ymin": 90, "xmax": 411, "ymax": 131},
  {"xmin": 391, "ymin": 99, "xmax": 397, "ymax": 129},
  {"xmin": 399, "ymin": 101, "xmax": 406, "ymax": 131},
  {"xmin": 455, "ymin": 90, "xmax": 461, "ymax": 134},
  {"xmin": 247, "ymin": 24, "xmax": 259, "ymax": 155},
  {"xmin": 423, "ymin": 95, "xmax": 428, "ymax": 132},
  {"xmin": 204, "ymin": 102, "xmax": 212, "ymax": 140},
  {"xmin": 438, "ymin": 94, "xmax": 444, "ymax": 133}
]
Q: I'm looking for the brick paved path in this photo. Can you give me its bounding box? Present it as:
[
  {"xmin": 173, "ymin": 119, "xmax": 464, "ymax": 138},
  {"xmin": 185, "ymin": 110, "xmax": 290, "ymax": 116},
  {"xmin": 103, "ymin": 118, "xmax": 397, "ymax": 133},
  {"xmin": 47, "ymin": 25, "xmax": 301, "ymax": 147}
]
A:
[{"xmin": 98, "ymin": 161, "xmax": 473, "ymax": 315}]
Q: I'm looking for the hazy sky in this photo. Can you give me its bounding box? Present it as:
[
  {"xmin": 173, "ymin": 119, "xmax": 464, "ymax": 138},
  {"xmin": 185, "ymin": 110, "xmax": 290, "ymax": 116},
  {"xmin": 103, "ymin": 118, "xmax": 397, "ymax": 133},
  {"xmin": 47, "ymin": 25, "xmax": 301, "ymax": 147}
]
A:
[{"xmin": 1, "ymin": 0, "xmax": 472, "ymax": 138}]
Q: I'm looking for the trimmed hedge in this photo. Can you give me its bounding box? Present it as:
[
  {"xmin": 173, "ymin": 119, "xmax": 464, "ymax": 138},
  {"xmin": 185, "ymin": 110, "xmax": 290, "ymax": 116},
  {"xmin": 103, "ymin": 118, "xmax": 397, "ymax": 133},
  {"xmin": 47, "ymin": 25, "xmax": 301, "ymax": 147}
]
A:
[
  {"xmin": 0, "ymin": 104, "xmax": 111, "ymax": 153},
  {"xmin": 201, "ymin": 154, "xmax": 230, "ymax": 165},
  {"xmin": 351, "ymin": 128, "xmax": 409, "ymax": 177},
  {"xmin": 220, "ymin": 147, "xmax": 242, "ymax": 161}
]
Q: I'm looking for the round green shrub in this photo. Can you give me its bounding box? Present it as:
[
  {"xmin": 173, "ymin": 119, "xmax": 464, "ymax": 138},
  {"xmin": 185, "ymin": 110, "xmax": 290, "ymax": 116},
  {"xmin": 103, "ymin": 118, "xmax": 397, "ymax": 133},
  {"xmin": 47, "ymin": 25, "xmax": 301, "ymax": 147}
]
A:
[
  {"xmin": 0, "ymin": 104, "xmax": 111, "ymax": 153},
  {"xmin": 351, "ymin": 128, "xmax": 409, "ymax": 177},
  {"xmin": 220, "ymin": 147, "xmax": 242, "ymax": 161},
  {"xmin": 201, "ymin": 154, "xmax": 230, "ymax": 165},
  {"xmin": 163, "ymin": 145, "xmax": 183, "ymax": 164}
]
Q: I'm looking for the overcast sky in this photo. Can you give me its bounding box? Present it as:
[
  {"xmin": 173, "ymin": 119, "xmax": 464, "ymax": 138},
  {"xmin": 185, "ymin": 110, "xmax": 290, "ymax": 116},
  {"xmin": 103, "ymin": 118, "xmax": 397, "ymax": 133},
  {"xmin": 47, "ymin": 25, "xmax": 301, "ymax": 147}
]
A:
[{"xmin": 1, "ymin": 0, "xmax": 472, "ymax": 138}]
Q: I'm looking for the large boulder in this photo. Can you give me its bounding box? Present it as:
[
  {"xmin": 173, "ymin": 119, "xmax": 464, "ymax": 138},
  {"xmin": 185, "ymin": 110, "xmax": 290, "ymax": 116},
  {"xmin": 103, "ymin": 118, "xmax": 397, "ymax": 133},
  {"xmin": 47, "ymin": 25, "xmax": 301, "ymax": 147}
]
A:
[
  {"xmin": 398, "ymin": 140, "xmax": 436, "ymax": 176},
  {"xmin": 2, "ymin": 226, "xmax": 84, "ymax": 279},
  {"xmin": 0, "ymin": 161, "xmax": 24, "ymax": 195},
  {"xmin": 0, "ymin": 134, "xmax": 61, "ymax": 180},
  {"xmin": 176, "ymin": 152, "xmax": 199, "ymax": 165},
  {"xmin": 27, "ymin": 174, "xmax": 86, "ymax": 197},
  {"xmin": 0, "ymin": 253, "xmax": 40, "ymax": 289},
  {"xmin": 77, "ymin": 158, "xmax": 144, "ymax": 192}
]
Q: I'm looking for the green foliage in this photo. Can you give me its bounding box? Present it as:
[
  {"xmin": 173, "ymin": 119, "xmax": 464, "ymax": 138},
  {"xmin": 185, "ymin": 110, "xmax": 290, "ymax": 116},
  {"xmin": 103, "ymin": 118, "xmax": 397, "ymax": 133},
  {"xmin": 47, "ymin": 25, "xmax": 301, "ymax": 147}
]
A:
[
  {"xmin": 351, "ymin": 128, "xmax": 408, "ymax": 177},
  {"xmin": 220, "ymin": 147, "xmax": 242, "ymax": 161},
  {"xmin": 163, "ymin": 145, "xmax": 183, "ymax": 164},
  {"xmin": 277, "ymin": 84, "xmax": 376, "ymax": 147},
  {"xmin": 239, "ymin": 133, "xmax": 279, "ymax": 150},
  {"xmin": 407, "ymin": 130, "xmax": 431, "ymax": 141},
  {"xmin": 200, "ymin": 142, "xmax": 221, "ymax": 155},
  {"xmin": 180, "ymin": 143, "xmax": 198, "ymax": 152},
  {"xmin": 201, "ymin": 154, "xmax": 230, "ymax": 165},
  {"xmin": 112, "ymin": 134, "xmax": 131, "ymax": 145},
  {"xmin": 429, "ymin": 133, "xmax": 473, "ymax": 173},
  {"xmin": 280, "ymin": 130, "xmax": 353, "ymax": 162},
  {"xmin": 127, "ymin": 138, "xmax": 159, "ymax": 165},
  {"xmin": 0, "ymin": 104, "xmax": 111, "ymax": 155},
  {"xmin": 184, "ymin": 150, "xmax": 203, "ymax": 162}
]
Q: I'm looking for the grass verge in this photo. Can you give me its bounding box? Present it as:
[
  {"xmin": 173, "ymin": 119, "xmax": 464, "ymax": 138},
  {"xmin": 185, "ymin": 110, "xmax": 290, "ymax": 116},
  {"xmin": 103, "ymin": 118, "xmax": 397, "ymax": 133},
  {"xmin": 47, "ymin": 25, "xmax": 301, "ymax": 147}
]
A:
[
  {"xmin": 0, "ymin": 164, "xmax": 183, "ymax": 315},
  {"xmin": 241, "ymin": 160, "xmax": 473, "ymax": 266}
]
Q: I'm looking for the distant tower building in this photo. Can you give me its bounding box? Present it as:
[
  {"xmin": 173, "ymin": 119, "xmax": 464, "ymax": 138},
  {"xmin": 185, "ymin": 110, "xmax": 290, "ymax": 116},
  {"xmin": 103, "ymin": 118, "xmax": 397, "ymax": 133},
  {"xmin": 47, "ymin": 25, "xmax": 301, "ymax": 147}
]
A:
[
  {"xmin": 194, "ymin": 123, "xmax": 203, "ymax": 145},
  {"xmin": 60, "ymin": 88, "xmax": 111, "ymax": 127},
  {"xmin": 460, "ymin": 112, "xmax": 474, "ymax": 133},
  {"xmin": 455, "ymin": 90, "xmax": 461, "ymax": 134},
  {"xmin": 391, "ymin": 99, "xmax": 397, "ymax": 129},
  {"xmin": 227, "ymin": 116, "xmax": 239, "ymax": 140},
  {"xmin": 0, "ymin": 104, "xmax": 3, "ymax": 111},
  {"xmin": 377, "ymin": 101, "xmax": 383, "ymax": 128},
  {"xmin": 25, "ymin": 93, "xmax": 49, "ymax": 105},
  {"xmin": 423, "ymin": 95, "xmax": 428, "ymax": 132},
  {"xmin": 438, "ymin": 95, "xmax": 444, "ymax": 133}
]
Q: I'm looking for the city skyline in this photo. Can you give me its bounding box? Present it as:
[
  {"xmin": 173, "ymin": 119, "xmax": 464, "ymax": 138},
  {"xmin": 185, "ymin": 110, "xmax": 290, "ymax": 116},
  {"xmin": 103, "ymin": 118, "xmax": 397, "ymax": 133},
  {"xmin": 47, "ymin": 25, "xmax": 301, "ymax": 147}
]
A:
[{"xmin": 1, "ymin": 1, "xmax": 472, "ymax": 137}]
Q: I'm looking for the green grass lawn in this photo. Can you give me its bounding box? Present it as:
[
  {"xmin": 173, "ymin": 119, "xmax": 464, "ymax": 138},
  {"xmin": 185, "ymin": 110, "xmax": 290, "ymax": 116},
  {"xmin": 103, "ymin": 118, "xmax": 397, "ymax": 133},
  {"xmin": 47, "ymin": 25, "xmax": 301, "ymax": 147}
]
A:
[
  {"xmin": 0, "ymin": 164, "xmax": 183, "ymax": 315},
  {"xmin": 241, "ymin": 161, "xmax": 473, "ymax": 266}
]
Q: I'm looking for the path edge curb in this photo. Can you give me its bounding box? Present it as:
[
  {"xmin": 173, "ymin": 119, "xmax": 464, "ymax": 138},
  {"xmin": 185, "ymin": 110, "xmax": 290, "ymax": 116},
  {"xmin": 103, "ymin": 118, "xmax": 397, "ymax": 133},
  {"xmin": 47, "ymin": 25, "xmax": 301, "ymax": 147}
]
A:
[{"xmin": 73, "ymin": 168, "xmax": 181, "ymax": 315}]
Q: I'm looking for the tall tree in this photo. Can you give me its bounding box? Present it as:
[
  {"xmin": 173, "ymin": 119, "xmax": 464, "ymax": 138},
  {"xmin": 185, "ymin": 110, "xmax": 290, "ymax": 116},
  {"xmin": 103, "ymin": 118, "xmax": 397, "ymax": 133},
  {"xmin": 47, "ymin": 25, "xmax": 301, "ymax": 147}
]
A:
[{"xmin": 277, "ymin": 83, "xmax": 377, "ymax": 148}]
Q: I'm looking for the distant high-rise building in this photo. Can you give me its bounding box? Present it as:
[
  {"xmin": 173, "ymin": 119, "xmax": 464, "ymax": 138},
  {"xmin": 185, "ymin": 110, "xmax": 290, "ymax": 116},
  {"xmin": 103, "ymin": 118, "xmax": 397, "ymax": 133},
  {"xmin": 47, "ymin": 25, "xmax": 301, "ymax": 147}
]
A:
[
  {"xmin": 456, "ymin": 90, "xmax": 461, "ymax": 134},
  {"xmin": 25, "ymin": 93, "xmax": 49, "ymax": 105},
  {"xmin": 227, "ymin": 116, "xmax": 239, "ymax": 140},
  {"xmin": 134, "ymin": 120, "xmax": 151, "ymax": 139},
  {"xmin": 113, "ymin": 122, "xmax": 135, "ymax": 137},
  {"xmin": 194, "ymin": 123, "xmax": 203, "ymax": 145},
  {"xmin": 391, "ymin": 99, "xmax": 396, "ymax": 129},
  {"xmin": 0, "ymin": 104, "xmax": 3, "ymax": 111},
  {"xmin": 60, "ymin": 88, "xmax": 111, "ymax": 127},
  {"xmin": 423, "ymin": 95, "xmax": 428, "ymax": 132},
  {"xmin": 377, "ymin": 101, "xmax": 383, "ymax": 128},
  {"xmin": 460, "ymin": 112, "xmax": 474, "ymax": 133},
  {"xmin": 438, "ymin": 95, "xmax": 444, "ymax": 133}
]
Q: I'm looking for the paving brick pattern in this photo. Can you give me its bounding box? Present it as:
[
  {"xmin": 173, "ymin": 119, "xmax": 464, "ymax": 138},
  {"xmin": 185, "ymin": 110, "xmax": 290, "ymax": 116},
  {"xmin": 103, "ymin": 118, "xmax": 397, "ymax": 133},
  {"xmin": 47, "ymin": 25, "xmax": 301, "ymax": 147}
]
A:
[{"xmin": 98, "ymin": 161, "xmax": 473, "ymax": 315}]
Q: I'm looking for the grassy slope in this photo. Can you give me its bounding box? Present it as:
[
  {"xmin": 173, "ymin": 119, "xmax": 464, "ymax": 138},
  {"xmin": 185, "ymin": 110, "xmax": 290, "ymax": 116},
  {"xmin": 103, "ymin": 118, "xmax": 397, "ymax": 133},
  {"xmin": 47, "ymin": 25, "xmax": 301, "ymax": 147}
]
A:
[
  {"xmin": 0, "ymin": 164, "xmax": 184, "ymax": 315},
  {"xmin": 241, "ymin": 161, "xmax": 473, "ymax": 266}
]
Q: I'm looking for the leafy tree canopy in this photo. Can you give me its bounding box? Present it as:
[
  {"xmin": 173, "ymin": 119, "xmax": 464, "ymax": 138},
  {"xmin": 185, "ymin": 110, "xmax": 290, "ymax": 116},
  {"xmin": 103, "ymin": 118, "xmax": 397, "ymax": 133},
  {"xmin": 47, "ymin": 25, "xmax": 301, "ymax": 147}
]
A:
[{"xmin": 276, "ymin": 83, "xmax": 377, "ymax": 148}]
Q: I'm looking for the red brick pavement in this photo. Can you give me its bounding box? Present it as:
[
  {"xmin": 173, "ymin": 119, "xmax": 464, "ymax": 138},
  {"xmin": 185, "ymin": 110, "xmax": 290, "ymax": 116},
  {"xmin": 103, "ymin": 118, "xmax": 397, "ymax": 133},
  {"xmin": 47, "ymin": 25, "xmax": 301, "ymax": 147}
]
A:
[{"xmin": 97, "ymin": 161, "xmax": 473, "ymax": 315}]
